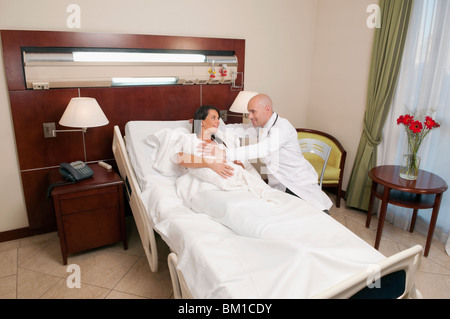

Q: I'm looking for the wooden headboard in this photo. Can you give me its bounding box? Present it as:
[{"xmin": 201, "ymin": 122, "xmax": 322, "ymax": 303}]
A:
[{"xmin": 1, "ymin": 30, "xmax": 245, "ymax": 237}]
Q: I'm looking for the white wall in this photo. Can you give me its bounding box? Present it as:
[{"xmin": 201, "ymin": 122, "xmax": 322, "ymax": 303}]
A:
[
  {"xmin": 0, "ymin": 0, "xmax": 376, "ymax": 233},
  {"xmin": 0, "ymin": 40, "xmax": 29, "ymax": 231},
  {"xmin": 308, "ymin": 0, "xmax": 376, "ymax": 191}
]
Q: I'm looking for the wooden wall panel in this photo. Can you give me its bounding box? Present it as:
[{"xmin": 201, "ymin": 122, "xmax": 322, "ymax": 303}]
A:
[
  {"xmin": 82, "ymin": 85, "xmax": 205, "ymax": 160},
  {"xmin": 9, "ymin": 89, "xmax": 84, "ymax": 169},
  {"xmin": 21, "ymin": 169, "xmax": 56, "ymax": 230},
  {"xmin": 1, "ymin": 30, "xmax": 245, "ymax": 240}
]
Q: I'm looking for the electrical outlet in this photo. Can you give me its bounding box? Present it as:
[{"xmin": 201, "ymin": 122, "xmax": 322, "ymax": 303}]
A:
[{"xmin": 32, "ymin": 82, "xmax": 49, "ymax": 90}]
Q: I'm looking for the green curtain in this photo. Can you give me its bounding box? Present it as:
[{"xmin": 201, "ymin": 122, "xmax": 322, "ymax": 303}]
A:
[{"xmin": 345, "ymin": 0, "xmax": 414, "ymax": 211}]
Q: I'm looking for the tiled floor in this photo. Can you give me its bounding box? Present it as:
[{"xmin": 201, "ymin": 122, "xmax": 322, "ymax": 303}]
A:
[{"xmin": 1, "ymin": 195, "xmax": 449, "ymax": 299}]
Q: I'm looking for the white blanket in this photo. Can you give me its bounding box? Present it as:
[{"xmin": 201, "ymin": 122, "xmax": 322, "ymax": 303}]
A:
[
  {"xmin": 142, "ymin": 176, "xmax": 385, "ymax": 298},
  {"xmin": 127, "ymin": 123, "xmax": 386, "ymax": 298},
  {"xmin": 177, "ymin": 163, "xmax": 282, "ymax": 207}
]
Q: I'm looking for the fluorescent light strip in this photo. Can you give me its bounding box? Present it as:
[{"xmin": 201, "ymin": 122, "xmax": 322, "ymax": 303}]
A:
[
  {"xmin": 73, "ymin": 51, "xmax": 206, "ymax": 63},
  {"xmin": 112, "ymin": 77, "xmax": 178, "ymax": 86}
]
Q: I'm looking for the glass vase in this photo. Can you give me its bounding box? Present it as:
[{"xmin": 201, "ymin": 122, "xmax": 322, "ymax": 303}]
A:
[{"xmin": 399, "ymin": 153, "xmax": 420, "ymax": 180}]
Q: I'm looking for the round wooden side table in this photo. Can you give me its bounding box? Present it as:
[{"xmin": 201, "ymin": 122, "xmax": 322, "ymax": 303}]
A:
[{"xmin": 366, "ymin": 165, "xmax": 448, "ymax": 257}]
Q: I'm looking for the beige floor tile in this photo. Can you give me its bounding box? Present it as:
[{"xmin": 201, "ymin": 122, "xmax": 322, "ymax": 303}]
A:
[
  {"xmin": 344, "ymin": 217, "xmax": 376, "ymax": 241},
  {"xmin": 0, "ymin": 249, "xmax": 17, "ymax": 277},
  {"xmin": 0, "ymin": 239, "xmax": 20, "ymax": 252},
  {"xmin": 343, "ymin": 209, "xmax": 371, "ymax": 227},
  {"xmin": 0, "ymin": 275, "xmax": 16, "ymax": 299},
  {"xmin": 70, "ymin": 248, "xmax": 140, "ymax": 289},
  {"xmin": 114, "ymin": 255, "xmax": 173, "ymax": 299},
  {"xmin": 17, "ymin": 268, "xmax": 60, "ymax": 299},
  {"xmin": 18, "ymin": 231, "xmax": 59, "ymax": 248},
  {"xmin": 330, "ymin": 211, "xmax": 346, "ymax": 226},
  {"xmin": 40, "ymin": 278, "xmax": 110, "ymax": 299},
  {"xmin": 106, "ymin": 290, "xmax": 146, "ymax": 299},
  {"xmin": 381, "ymin": 223, "xmax": 427, "ymax": 247},
  {"xmin": 415, "ymin": 271, "xmax": 450, "ymax": 299},
  {"xmin": 18, "ymin": 239, "xmax": 69, "ymax": 278},
  {"xmin": 422, "ymin": 241, "xmax": 450, "ymax": 268},
  {"xmin": 378, "ymin": 238, "xmax": 401, "ymax": 257},
  {"xmin": 419, "ymin": 256, "xmax": 450, "ymax": 276}
]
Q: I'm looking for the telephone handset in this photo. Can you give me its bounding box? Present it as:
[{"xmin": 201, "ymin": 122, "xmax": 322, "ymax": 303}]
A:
[{"xmin": 47, "ymin": 161, "xmax": 94, "ymax": 197}]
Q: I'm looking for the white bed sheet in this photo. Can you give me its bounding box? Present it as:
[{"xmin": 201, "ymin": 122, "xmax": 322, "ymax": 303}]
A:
[{"xmin": 125, "ymin": 121, "xmax": 386, "ymax": 298}]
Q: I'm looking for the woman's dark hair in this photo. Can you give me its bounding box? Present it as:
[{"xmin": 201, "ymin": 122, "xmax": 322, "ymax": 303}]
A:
[
  {"xmin": 192, "ymin": 105, "xmax": 220, "ymax": 135},
  {"xmin": 192, "ymin": 105, "xmax": 226, "ymax": 146}
]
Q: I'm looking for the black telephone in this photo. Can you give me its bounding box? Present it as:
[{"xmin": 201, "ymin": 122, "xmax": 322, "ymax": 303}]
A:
[
  {"xmin": 59, "ymin": 161, "xmax": 94, "ymax": 182},
  {"xmin": 47, "ymin": 161, "xmax": 94, "ymax": 197}
]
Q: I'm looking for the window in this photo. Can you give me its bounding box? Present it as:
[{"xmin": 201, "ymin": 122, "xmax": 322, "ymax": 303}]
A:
[{"xmin": 379, "ymin": 0, "xmax": 450, "ymax": 248}]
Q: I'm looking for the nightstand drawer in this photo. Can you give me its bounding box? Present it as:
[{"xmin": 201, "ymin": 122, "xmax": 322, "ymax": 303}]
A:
[
  {"xmin": 62, "ymin": 206, "xmax": 122, "ymax": 254},
  {"xmin": 60, "ymin": 186, "xmax": 118, "ymax": 215}
]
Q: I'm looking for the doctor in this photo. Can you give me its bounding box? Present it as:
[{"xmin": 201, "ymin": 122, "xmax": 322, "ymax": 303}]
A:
[{"xmin": 213, "ymin": 93, "xmax": 332, "ymax": 212}]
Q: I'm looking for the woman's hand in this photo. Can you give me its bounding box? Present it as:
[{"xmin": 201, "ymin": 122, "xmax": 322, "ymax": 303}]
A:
[
  {"xmin": 178, "ymin": 151, "xmax": 233, "ymax": 178},
  {"xmin": 208, "ymin": 162, "xmax": 234, "ymax": 179}
]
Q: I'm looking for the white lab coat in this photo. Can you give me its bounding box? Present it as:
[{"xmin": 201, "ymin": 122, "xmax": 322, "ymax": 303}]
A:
[{"xmin": 221, "ymin": 113, "xmax": 333, "ymax": 211}]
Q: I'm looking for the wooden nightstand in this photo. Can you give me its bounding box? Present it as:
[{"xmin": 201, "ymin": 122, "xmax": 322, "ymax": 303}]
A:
[{"xmin": 49, "ymin": 164, "xmax": 127, "ymax": 265}]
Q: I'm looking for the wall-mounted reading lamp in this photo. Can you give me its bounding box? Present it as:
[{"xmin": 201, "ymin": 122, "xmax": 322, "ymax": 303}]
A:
[
  {"xmin": 220, "ymin": 91, "xmax": 258, "ymax": 122},
  {"xmin": 43, "ymin": 96, "xmax": 109, "ymax": 162}
]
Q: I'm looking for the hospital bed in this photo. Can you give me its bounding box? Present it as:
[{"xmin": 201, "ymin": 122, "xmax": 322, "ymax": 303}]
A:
[{"xmin": 112, "ymin": 120, "xmax": 423, "ymax": 299}]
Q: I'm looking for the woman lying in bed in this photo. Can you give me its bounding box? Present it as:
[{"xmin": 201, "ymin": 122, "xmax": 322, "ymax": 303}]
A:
[
  {"xmin": 176, "ymin": 105, "xmax": 241, "ymax": 178},
  {"xmin": 174, "ymin": 105, "xmax": 279, "ymax": 203}
]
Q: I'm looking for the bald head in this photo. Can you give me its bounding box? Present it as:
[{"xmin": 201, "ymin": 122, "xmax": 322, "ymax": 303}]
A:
[{"xmin": 247, "ymin": 93, "xmax": 274, "ymax": 127}]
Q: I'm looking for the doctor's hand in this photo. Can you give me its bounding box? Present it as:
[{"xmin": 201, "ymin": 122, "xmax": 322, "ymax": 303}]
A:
[{"xmin": 197, "ymin": 142, "xmax": 227, "ymax": 162}]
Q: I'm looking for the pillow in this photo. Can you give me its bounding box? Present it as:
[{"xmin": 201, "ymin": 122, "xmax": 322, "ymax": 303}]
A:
[{"xmin": 146, "ymin": 127, "xmax": 189, "ymax": 177}]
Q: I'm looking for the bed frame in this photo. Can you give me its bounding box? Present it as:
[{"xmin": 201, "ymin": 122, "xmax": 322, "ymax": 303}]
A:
[
  {"xmin": 112, "ymin": 125, "xmax": 159, "ymax": 272},
  {"xmin": 113, "ymin": 124, "xmax": 194, "ymax": 297},
  {"xmin": 112, "ymin": 124, "xmax": 423, "ymax": 299}
]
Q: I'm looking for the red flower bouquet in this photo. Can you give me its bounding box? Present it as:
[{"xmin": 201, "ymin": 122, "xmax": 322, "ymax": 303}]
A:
[{"xmin": 397, "ymin": 114, "xmax": 440, "ymax": 179}]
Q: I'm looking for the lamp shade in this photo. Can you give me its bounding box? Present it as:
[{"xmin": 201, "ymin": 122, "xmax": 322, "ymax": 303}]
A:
[
  {"xmin": 59, "ymin": 97, "xmax": 109, "ymax": 128},
  {"xmin": 229, "ymin": 91, "xmax": 258, "ymax": 114}
]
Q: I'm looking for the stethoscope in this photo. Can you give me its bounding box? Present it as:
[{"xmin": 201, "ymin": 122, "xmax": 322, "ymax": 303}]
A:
[{"xmin": 264, "ymin": 114, "xmax": 279, "ymax": 136}]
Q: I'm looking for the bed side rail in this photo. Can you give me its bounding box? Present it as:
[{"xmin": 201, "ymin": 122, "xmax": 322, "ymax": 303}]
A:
[
  {"xmin": 312, "ymin": 245, "xmax": 423, "ymax": 299},
  {"xmin": 168, "ymin": 253, "xmax": 193, "ymax": 299},
  {"xmin": 112, "ymin": 125, "xmax": 159, "ymax": 272}
]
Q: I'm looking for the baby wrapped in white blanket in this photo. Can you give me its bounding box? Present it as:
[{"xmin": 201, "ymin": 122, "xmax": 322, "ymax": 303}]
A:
[{"xmin": 174, "ymin": 131, "xmax": 281, "ymax": 205}]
